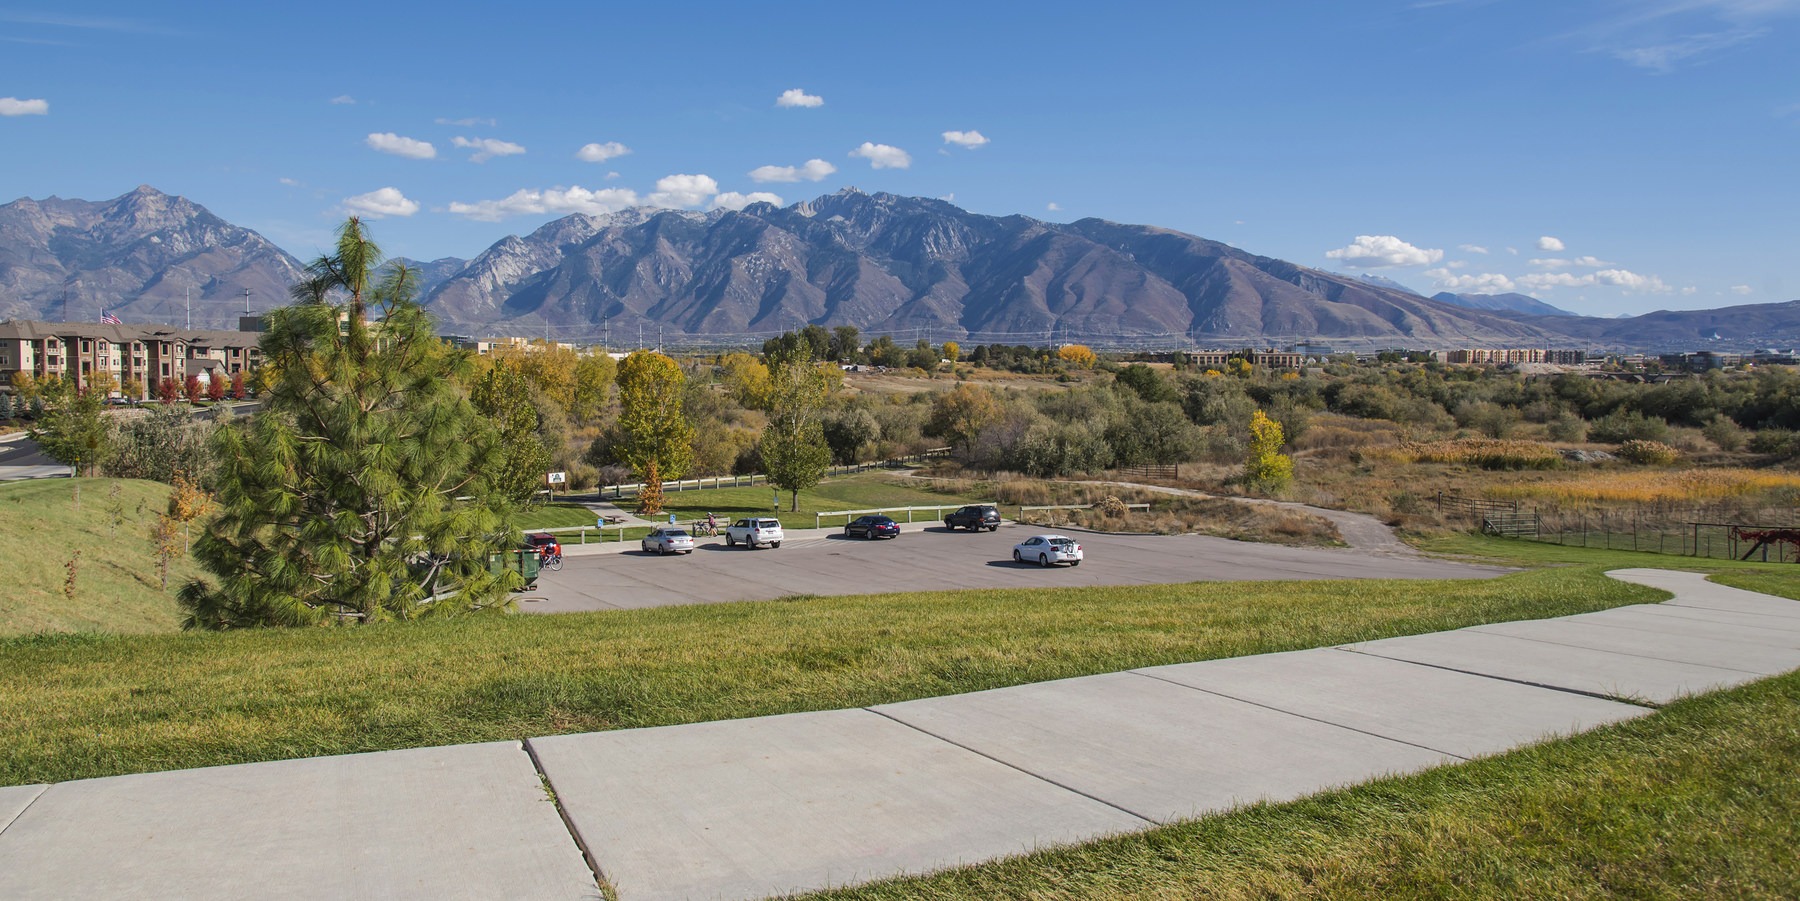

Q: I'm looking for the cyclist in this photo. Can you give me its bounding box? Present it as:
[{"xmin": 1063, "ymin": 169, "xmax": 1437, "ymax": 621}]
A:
[{"xmin": 705, "ymin": 512, "xmax": 718, "ymax": 536}]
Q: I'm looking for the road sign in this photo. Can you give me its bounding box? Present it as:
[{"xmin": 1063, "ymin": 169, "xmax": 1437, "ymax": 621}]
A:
[{"xmin": 547, "ymin": 471, "xmax": 567, "ymax": 485}]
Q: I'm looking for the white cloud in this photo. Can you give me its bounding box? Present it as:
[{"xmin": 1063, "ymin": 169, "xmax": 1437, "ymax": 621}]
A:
[
  {"xmin": 1324, "ymin": 235, "xmax": 1444, "ymax": 268},
  {"xmin": 1529, "ymin": 258, "xmax": 1572, "ymax": 268},
  {"xmin": 1046, "ymin": 202, "xmax": 1062, "ymax": 211},
  {"xmin": 1731, "ymin": 284, "xmax": 1754, "ymax": 295},
  {"xmin": 712, "ymin": 191, "xmax": 784, "ymax": 211},
  {"xmin": 447, "ymin": 186, "xmax": 641, "ymax": 221},
  {"xmin": 0, "ymin": 96, "xmax": 48, "ymax": 116},
  {"xmin": 365, "ymin": 132, "xmax": 436, "ymax": 159},
  {"xmin": 748, "ymin": 158, "xmax": 837, "ymax": 183},
  {"xmin": 1458, "ymin": 244, "xmax": 1489, "ymax": 254},
  {"xmin": 1593, "ymin": 268, "xmax": 1673, "ymax": 292},
  {"xmin": 1513, "ymin": 268, "xmax": 1674, "ymax": 294},
  {"xmin": 1516, "ymin": 272, "xmax": 1592, "ymax": 291},
  {"xmin": 436, "ymin": 116, "xmax": 495, "ymax": 127},
  {"xmin": 1536, "ymin": 235, "xmax": 1566, "ymax": 252},
  {"xmin": 647, "ymin": 173, "xmax": 720, "ymax": 208},
  {"xmin": 942, "ymin": 129, "xmax": 990, "ymax": 149},
  {"xmin": 604, "ymin": 171, "xmax": 620, "ymax": 180},
  {"xmin": 775, "ymin": 88, "xmax": 824, "ymax": 108},
  {"xmin": 343, "ymin": 187, "xmax": 419, "ymax": 219},
  {"xmin": 1445, "ymin": 260, "xmax": 1468, "ymax": 269},
  {"xmin": 329, "ymin": 95, "xmax": 356, "ymax": 105},
  {"xmin": 452, "ymin": 136, "xmax": 526, "ymax": 162},
  {"xmin": 940, "ymin": 193, "xmax": 956, "ymax": 201},
  {"xmin": 1506, "ymin": 247, "xmax": 1520, "ymax": 255},
  {"xmin": 576, "ymin": 141, "xmax": 631, "ymax": 163},
  {"xmin": 1426, "ymin": 269, "xmax": 1517, "ymax": 294},
  {"xmin": 278, "ymin": 177, "xmax": 301, "ymax": 187},
  {"xmin": 849, "ymin": 142, "xmax": 911, "ymax": 169}
]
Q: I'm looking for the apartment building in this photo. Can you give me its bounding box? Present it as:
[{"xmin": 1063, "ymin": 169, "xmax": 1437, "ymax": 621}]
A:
[{"xmin": 0, "ymin": 320, "xmax": 262, "ymax": 398}]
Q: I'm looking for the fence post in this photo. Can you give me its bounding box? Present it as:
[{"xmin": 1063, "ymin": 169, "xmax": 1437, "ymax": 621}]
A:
[{"xmin": 580, "ymin": 527, "xmax": 587, "ymax": 545}]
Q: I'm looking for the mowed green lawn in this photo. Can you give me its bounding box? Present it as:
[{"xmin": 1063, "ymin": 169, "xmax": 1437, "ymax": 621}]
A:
[
  {"xmin": 802, "ymin": 671, "xmax": 1800, "ymax": 900},
  {"xmin": 0, "ymin": 567, "xmax": 1664, "ymax": 786},
  {"xmin": 0, "ymin": 478, "xmax": 195, "ymax": 635}
]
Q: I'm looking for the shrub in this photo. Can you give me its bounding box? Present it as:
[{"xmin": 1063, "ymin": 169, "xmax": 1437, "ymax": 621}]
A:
[
  {"xmin": 1589, "ymin": 410, "xmax": 1670, "ymax": 444},
  {"xmin": 1702, "ymin": 414, "xmax": 1747, "ymax": 452},
  {"xmin": 1546, "ymin": 413, "xmax": 1589, "ymax": 443},
  {"xmin": 1617, "ymin": 439, "xmax": 1680, "ymax": 465},
  {"xmin": 1749, "ymin": 429, "xmax": 1798, "ymax": 457}
]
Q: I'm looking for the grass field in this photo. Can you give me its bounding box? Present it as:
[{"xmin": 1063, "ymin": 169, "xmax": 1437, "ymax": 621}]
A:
[
  {"xmin": 801, "ymin": 670, "xmax": 1800, "ymax": 900},
  {"xmin": 0, "ymin": 566, "xmax": 1663, "ymax": 787},
  {"xmin": 0, "ymin": 478, "xmax": 195, "ymax": 635},
  {"xmin": 1413, "ymin": 532, "xmax": 1800, "ymax": 595}
]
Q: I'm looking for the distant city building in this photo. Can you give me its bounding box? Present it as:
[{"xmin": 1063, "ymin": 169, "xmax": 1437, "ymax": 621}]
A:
[
  {"xmin": 1184, "ymin": 349, "xmax": 1305, "ymax": 370},
  {"xmin": 1661, "ymin": 351, "xmax": 1742, "ymax": 372},
  {"xmin": 0, "ymin": 320, "xmax": 262, "ymax": 398},
  {"xmin": 447, "ymin": 335, "xmax": 578, "ymax": 355}
]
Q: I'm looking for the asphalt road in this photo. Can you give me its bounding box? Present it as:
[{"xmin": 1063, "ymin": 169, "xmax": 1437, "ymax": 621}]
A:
[{"xmin": 525, "ymin": 522, "xmax": 1512, "ymax": 614}]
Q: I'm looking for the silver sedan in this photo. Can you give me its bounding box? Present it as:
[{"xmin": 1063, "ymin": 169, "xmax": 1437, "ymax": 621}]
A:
[{"xmin": 641, "ymin": 527, "xmax": 696, "ymax": 555}]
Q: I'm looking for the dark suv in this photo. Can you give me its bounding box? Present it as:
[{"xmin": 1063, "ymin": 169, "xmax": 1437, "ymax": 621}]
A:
[{"xmin": 944, "ymin": 504, "xmax": 1001, "ymax": 532}]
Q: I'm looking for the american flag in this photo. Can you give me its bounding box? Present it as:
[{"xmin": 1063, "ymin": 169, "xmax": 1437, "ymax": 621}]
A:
[{"xmin": 100, "ymin": 311, "xmax": 121, "ymax": 324}]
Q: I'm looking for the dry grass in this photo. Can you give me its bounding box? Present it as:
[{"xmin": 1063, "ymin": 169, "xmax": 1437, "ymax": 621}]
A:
[
  {"xmin": 1486, "ymin": 468, "xmax": 1800, "ymax": 504},
  {"xmin": 1375, "ymin": 438, "xmax": 1562, "ymax": 470},
  {"xmin": 1030, "ymin": 497, "xmax": 1343, "ymax": 546}
]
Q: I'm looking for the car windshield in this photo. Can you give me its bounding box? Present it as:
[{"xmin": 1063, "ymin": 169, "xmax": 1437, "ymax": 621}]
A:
[
  {"xmin": 757, "ymin": 520, "xmax": 779, "ymax": 528},
  {"xmin": 665, "ymin": 530, "xmax": 689, "ymax": 538}
]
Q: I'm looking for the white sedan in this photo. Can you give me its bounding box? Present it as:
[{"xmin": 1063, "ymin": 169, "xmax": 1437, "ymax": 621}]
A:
[
  {"xmin": 1012, "ymin": 534, "xmax": 1084, "ymax": 567},
  {"xmin": 641, "ymin": 527, "xmax": 695, "ymax": 555}
]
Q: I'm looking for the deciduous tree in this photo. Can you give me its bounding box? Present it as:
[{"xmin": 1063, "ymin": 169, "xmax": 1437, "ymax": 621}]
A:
[
  {"xmin": 615, "ymin": 351, "xmax": 694, "ymax": 514},
  {"xmin": 1243, "ymin": 409, "xmax": 1293, "ymax": 493},
  {"xmin": 760, "ymin": 354, "xmax": 835, "ymax": 511}
]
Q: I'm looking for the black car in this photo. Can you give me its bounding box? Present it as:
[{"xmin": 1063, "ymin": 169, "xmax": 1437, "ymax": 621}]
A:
[
  {"xmin": 844, "ymin": 515, "xmax": 901, "ymax": 539},
  {"xmin": 944, "ymin": 504, "xmax": 1001, "ymax": 532}
]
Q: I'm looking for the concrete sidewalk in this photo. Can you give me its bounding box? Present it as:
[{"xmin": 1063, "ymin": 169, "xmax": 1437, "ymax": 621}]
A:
[{"xmin": 2, "ymin": 569, "xmax": 1795, "ymax": 900}]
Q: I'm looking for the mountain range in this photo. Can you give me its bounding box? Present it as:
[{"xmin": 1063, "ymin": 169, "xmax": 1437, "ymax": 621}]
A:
[{"xmin": 1, "ymin": 186, "xmax": 1795, "ymax": 352}]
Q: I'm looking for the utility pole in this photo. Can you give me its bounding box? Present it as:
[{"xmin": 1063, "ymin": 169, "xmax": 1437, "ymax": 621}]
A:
[
  {"xmin": 186, "ymin": 287, "xmax": 192, "ymax": 330},
  {"xmin": 243, "ymin": 288, "xmax": 251, "ymax": 315},
  {"xmin": 603, "ymin": 316, "xmax": 609, "ymax": 353}
]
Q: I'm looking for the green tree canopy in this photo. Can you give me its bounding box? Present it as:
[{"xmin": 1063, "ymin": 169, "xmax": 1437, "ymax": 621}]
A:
[
  {"xmin": 615, "ymin": 350, "xmax": 695, "ymax": 513},
  {"xmin": 30, "ymin": 375, "xmax": 111, "ymax": 476},
  {"xmin": 179, "ymin": 218, "xmax": 518, "ymax": 629},
  {"xmin": 760, "ymin": 356, "xmax": 835, "ymax": 510}
]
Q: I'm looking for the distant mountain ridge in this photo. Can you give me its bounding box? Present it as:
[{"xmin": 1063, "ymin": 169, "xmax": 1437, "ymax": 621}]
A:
[
  {"xmin": 5, "ymin": 186, "xmax": 1800, "ymax": 352},
  {"xmin": 1432, "ymin": 291, "xmax": 1577, "ymax": 317},
  {"xmin": 417, "ymin": 188, "xmax": 1569, "ymax": 347},
  {"xmin": 0, "ymin": 185, "xmax": 306, "ymax": 328}
]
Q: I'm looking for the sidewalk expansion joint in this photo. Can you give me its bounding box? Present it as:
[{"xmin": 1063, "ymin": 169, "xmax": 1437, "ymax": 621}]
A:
[
  {"xmin": 1662, "ymin": 600, "xmax": 1800, "ymax": 621},
  {"xmin": 1125, "ymin": 668, "xmax": 1471, "ymax": 761},
  {"xmin": 861, "ymin": 707, "xmax": 1157, "ymax": 827},
  {"xmin": 522, "ymin": 738, "xmax": 613, "ymax": 900},
  {"xmin": 0, "ymin": 786, "xmax": 47, "ymax": 840},
  {"xmin": 1336, "ymin": 647, "xmax": 1663, "ymax": 709},
  {"xmin": 1462, "ymin": 626, "xmax": 1768, "ymax": 676}
]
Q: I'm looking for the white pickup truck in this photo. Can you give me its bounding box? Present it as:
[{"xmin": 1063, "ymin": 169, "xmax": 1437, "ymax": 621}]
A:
[{"xmin": 725, "ymin": 517, "xmax": 784, "ymax": 549}]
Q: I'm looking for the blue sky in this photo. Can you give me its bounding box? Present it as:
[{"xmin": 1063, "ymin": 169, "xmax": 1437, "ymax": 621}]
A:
[{"xmin": 2, "ymin": 0, "xmax": 1795, "ymax": 316}]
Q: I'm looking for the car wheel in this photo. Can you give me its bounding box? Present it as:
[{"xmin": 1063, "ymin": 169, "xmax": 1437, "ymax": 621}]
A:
[
  {"xmin": 772, "ymin": 542, "xmax": 781, "ymax": 548},
  {"xmin": 1071, "ymin": 560, "xmax": 1081, "ymax": 566},
  {"xmin": 726, "ymin": 535, "xmax": 735, "ymax": 546},
  {"xmin": 989, "ymin": 524, "xmax": 999, "ymax": 532},
  {"xmin": 640, "ymin": 542, "xmax": 649, "ymax": 553},
  {"xmin": 1039, "ymin": 553, "xmax": 1050, "ymax": 567},
  {"xmin": 1013, "ymin": 550, "xmax": 1022, "ymax": 563}
]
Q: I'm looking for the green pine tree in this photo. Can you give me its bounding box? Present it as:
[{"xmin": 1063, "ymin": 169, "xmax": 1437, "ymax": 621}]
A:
[{"xmin": 179, "ymin": 218, "xmax": 519, "ymax": 628}]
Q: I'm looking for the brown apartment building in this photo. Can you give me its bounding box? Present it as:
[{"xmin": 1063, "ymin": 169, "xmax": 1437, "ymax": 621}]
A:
[{"xmin": 0, "ymin": 320, "xmax": 263, "ymax": 399}]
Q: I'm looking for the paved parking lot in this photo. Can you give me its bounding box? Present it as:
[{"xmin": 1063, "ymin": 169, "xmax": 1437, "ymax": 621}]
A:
[{"xmin": 526, "ymin": 522, "xmax": 1511, "ymax": 613}]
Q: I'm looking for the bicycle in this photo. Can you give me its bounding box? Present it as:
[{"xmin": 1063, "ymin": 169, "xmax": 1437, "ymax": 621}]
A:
[{"xmin": 539, "ymin": 550, "xmax": 563, "ymax": 571}]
